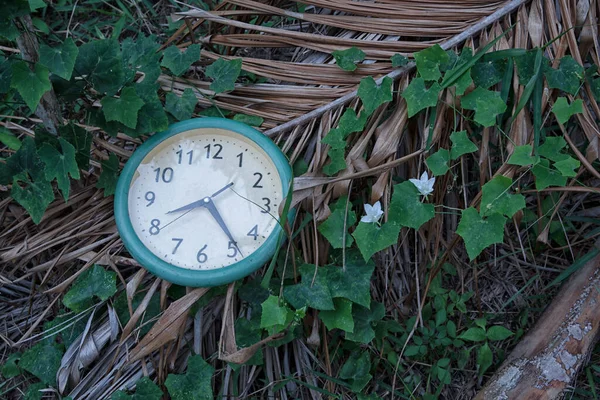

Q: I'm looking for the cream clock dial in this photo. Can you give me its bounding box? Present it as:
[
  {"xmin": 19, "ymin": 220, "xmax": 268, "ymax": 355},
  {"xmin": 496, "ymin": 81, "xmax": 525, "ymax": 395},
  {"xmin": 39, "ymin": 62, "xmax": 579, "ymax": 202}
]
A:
[{"xmin": 115, "ymin": 119, "xmax": 292, "ymax": 287}]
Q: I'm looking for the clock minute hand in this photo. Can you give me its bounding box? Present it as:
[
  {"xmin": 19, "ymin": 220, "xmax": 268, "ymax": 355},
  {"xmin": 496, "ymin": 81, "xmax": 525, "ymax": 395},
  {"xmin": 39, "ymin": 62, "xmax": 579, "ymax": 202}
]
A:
[{"xmin": 203, "ymin": 198, "xmax": 244, "ymax": 257}]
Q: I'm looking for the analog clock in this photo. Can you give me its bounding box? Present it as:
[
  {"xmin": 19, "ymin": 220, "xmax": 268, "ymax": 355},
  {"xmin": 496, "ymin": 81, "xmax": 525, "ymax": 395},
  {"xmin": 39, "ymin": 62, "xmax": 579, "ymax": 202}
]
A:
[{"xmin": 114, "ymin": 118, "xmax": 292, "ymax": 287}]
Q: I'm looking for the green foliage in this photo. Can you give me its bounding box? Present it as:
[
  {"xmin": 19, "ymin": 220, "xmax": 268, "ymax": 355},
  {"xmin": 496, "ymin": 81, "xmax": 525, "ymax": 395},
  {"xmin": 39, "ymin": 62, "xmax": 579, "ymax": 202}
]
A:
[
  {"xmin": 205, "ymin": 57, "xmax": 242, "ymax": 94},
  {"xmin": 97, "ymin": 153, "xmax": 120, "ymax": 196},
  {"xmin": 450, "ymin": 130, "xmax": 477, "ymax": 159},
  {"xmin": 165, "ymin": 355, "xmax": 214, "ymax": 400},
  {"xmin": 444, "ymin": 48, "xmax": 473, "ymax": 95},
  {"xmin": 322, "ymin": 108, "xmax": 368, "ymax": 176},
  {"xmin": 10, "ymin": 61, "xmax": 51, "ymax": 111},
  {"xmin": 414, "ymin": 44, "xmax": 449, "ymax": 81},
  {"xmin": 114, "ymin": 291, "xmax": 160, "ymax": 337},
  {"xmin": 1, "ymin": 352, "xmax": 21, "ymax": 378},
  {"xmin": 75, "ymin": 39, "xmax": 125, "ymax": 95},
  {"xmin": 318, "ymin": 196, "xmax": 356, "ymax": 248},
  {"xmin": 260, "ymin": 295, "xmax": 294, "ymax": 333},
  {"xmin": 532, "ymin": 158, "xmax": 567, "ymax": 190},
  {"xmin": 477, "ymin": 342, "xmax": 493, "ymax": 376},
  {"xmin": 332, "ymin": 47, "xmax": 365, "ymax": 71},
  {"xmin": 401, "ymin": 78, "xmax": 441, "ymax": 117},
  {"xmin": 538, "ymin": 136, "xmax": 569, "ymax": 162},
  {"xmin": 39, "ymin": 37, "xmax": 78, "ymax": 80},
  {"xmin": 358, "ymin": 76, "xmax": 393, "ymax": 115},
  {"xmin": 552, "ymin": 97, "xmax": 583, "ymax": 124},
  {"xmin": 507, "ymin": 145, "xmax": 539, "ymax": 166},
  {"xmin": 480, "ymin": 176, "xmax": 525, "ymax": 218},
  {"xmin": 472, "ymin": 58, "xmax": 507, "ymax": 89},
  {"xmin": 19, "ymin": 341, "xmax": 64, "ymax": 385},
  {"xmin": 62, "ymin": 264, "xmax": 117, "ymax": 312},
  {"xmin": 426, "ymin": 148, "xmax": 450, "ymax": 176},
  {"xmin": 461, "ymin": 87, "xmax": 507, "ymax": 127},
  {"xmin": 544, "ymin": 55, "xmax": 584, "ymax": 95},
  {"xmin": 554, "ymin": 156, "xmax": 580, "ymax": 177},
  {"xmin": 352, "ymin": 221, "xmax": 400, "ymax": 260},
  {"xmin": 60, "ymin": 123, "xmax": 91, "ymax": 169},
  {"xmin": 2, "ymin": 137, "xmax": 54, "ymax": 224},
  {"xmin": 389, "ymin": 181, "xmax": 435, "ymax": 229},
  {"xmin": 232, "ymin": 113, "xmax": 263, "ymax": 127},
  {"xmin": 101, "ymin": 87, "xmax": 145, "ymax": 129},
  {"xmin": 38, "ymin": 138, "xmax": 80, "ymax": 201},
  {"xmin": 165, "ymin": 88, "xmax": 197, "ymax": 121},
  {"xmin": 346, "ymin": 302, "xmax": 384, "ymax": 343},
  {"xmin": 111, "ymin": 377, "xmax": 162, "ymax": 400},
  {"xmin": 24, "ymin": 383, "xmax": 46, "ymax": 400},
  {"xmin": 391, "ymin": 53, "xmax": 408, "ymax": 68},
  {"xmin": 456, "ymin": 207, "xmax": 506, "ymax": 260},
  {"xmin": 320, "ymin": 298, "xmax": 354, "ymax": 332},
  {"xmin": 161, "ymin": 44, "xmax": 200, "ymax": 76},
  {"xmin": 339, "ymin": 351, "xmax": 372, "ymax": 392}
]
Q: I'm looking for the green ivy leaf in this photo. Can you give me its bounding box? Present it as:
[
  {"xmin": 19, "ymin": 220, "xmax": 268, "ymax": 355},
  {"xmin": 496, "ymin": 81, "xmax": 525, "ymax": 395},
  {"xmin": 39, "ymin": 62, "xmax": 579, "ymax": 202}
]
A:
[
  {"xmin": 461, "ymin": 87, "xmax": 507, "ymax": 127},
  {"xmin": 19, "ymin": 341, "xmax": 64, "ymax": 385},
  {"xmin": 28, "ymin": 0, "xmax": 46, "ymax": 11},
  {"xmin": 38, "ymin": 138, "xmax": 80, "ymax": 201},
  {"xmin": 401, "ymin": 77, "xmax": 441, "ymax": 117},
  {"xmin": 552, "ymin": 97, "xmax": 583, "ymax": 124},
  {"xmin": 101, "ymin": 87, "xmax": 145, "ymax": 129},
  {"xmin": 161, "ymin": 44, "xmax": 200, "ymax": 76},
  {"xmin": 486, "ymin": 326, "xmax": 513, "ymax": 341},
  {"xmin": 165, "ymin": 88, "xmax": 197, "ymax": 121},
  {"xmin": 0, "ymin": 57, "xmax": 13, "ymax": 93},
  {"xmin": 260, "ymin": 295, "xmax": 294, "ymax": 332},
  {"xmin": 338, "ymin": 108, "xmax": 368, "ymax": 134},
  {"xmin": 63, "ymin": 264, "xmax": 117, "ymax": 312},
  {"xmin": 283, "ymin": 265, "xmax": 335, "ymax": 311},
  {"xmin": 111, "ymin": 377, "xmax": 162, "ymax": 400},
  {"xmin": 121, "ymin": 35, "xmax": 162, "ymax": 83},
  {"xmin": 97, "ymin": 153, "xmax": 119, "ymax": 196},
  {"xmin": 24, "ymin": 382, "xmax": 46, "ymax": 400},
  {"xmin": 480, "ymin": 176, "xmax": 525, "ymax": 218},
  {"xmin": 60, "ymin": 123, "xmax": 92, "ymax": 170},
  {"xmin": 235, "ymin": 316, "xmax": 263, "ymax": 366},
  {"xmin": 75, "ymin": 39, "xmax": 125, "ymax": 95},
  {"xmin": 450, "ymin": 130, "xmax": 477, "ymax": 159},
  {"xmin": 39, "ymin": 38, "xmax": 79, "ymax": 80},
  {"xmin": 357, "ymin": 76, "xmax": 393, "ymax": 115},
  {"xmin": 135, "ymin": 82, "xmax": 160, "ymax": 103},
  {"xmin": 391, "ymin": 53, "xmax": 408, "ymax": 68},
  {"xmin": 538, "ymin": 137, "xmax": 569, "ymax": 162},
  {"xmin": 114, "ymin": 291, "xmax": 160, "ymax": 337},
  {"xmin": 515, "ymin": 50, "xmax": 545, "ymax": 83},
  {"xmin": 458, "ymin": 327, "xmax": 486, "ymax": 342},
  {"xmin": 352, "ymin": 221, "xmax": 400, "ymax": 261},
  {"xmin": 205, "ymin": 57, "xmax": 242, "ymax": 94},
  {"xmin": 10, "ymin": 61, "xmax": 51, "ymax": 111},
  {"xmin": 507, "ymin": 145, "xmax": 539, "ymax": 166},
  {"xmin": 332, "ymin": 47, "xmax": 365, "ymax": 71},
  {"xmin": 326, "ymin": 257, "xmax": 374, "ymax": 308},
  {"xmin": 590, "ymin": 76, "xmax": 600, "ymax": 102},
  {"xmin": 320, "ymin": 298, "xmax": 354, "ymax": 333},
  {"xmin": 1, "ymin": 352, "xmax": 21, "ymax": 378},
  {"xmin": 444, "ymin": 48, "xmax": 473, "ymax": 95},
  {"xmin": 232, "ymin": 113, "xmax": 263, "ymax": 127},
  {"xmin": 165, "ymin": 355, "xmax": 214, "ymax": 400},
  {"xmin": 5, "ymin": 137, "xmax": 54, "ymax": 224},
  {"xmin": 472, "ymin": 58, "xmax": 507, "ymax": 89},
  {"xmin": 339, "ymin": 351, "xmax": 372, "ymax": 392},
  {"xmin": 425, "ymin": 148, "xmax": 450, "ymax": 176},
  {"xmin": 43, "ymin": 314, "xmax": 87, "ymax": 347},
  {"xmin": 414, "ymin": 44, "xmax": 449, "ymax": 81},
  {"xmin": 544, "ymin": 55, "xmax": 584, "ymax": 95},
  {"xmin": 389, "ymin": 181, "xmax": 435, "ymax": 229},
  {"xmin": 476, "ymin": 342, "xmax": 493, "ymax": 376},
  {"xmin": 0, "ymin": 129, "xmax": 21, "ymax": 150},
  {"xmin": 322, "ymin": 148, "xmax": 347, "ymax": 176},
  {"xmin": 532, "ymin": 158, "xmax": 567, "ymax": 190},
  {"xmin": 456, "ymin": 207, "xmax": 506, "ymax": 260},
  {"xmin": 130, "ymin": 101, "xmax": 169, "ymax": 135},
  {"xmin": 318, "ymin": 195, "xmax": 356, "ymax": 248},
  {"xmin": 346, "ymin": 302, "xmax": 384, "ymax": 343},
  {"xmin": 554, "ymin": 156, "xmax": 580, "ymax": 177}
]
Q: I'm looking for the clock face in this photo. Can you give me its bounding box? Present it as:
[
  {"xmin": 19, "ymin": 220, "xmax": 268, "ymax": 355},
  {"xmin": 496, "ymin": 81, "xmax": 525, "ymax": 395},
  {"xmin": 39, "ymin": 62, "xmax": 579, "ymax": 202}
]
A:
[{"xmin": 126, "ymin": 127, "xmax": 284, "ymax": 271}]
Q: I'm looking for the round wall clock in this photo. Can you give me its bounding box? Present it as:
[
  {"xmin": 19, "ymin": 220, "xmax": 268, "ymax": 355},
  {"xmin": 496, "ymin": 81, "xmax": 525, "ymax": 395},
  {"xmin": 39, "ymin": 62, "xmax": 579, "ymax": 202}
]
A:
[{"xmin": 114, "ymin": 118, "xmax": 292, "ymax": 287}]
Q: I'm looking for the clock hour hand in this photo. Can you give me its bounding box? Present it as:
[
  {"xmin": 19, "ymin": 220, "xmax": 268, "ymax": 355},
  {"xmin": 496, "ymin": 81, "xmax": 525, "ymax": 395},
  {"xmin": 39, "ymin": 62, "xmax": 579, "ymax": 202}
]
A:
[
  {"xmin": 203, "ymin": 198, "xmax": 244, "ymax": 257},
  {"xmin": 166, "ymin": 183, "xmax": 234, "ymax": 214}
]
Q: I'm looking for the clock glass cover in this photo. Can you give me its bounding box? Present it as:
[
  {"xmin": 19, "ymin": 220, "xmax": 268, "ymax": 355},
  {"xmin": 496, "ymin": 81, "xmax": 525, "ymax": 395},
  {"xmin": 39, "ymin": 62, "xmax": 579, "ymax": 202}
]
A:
[{"xmin": 114, "ymin": 118, "xmax": 292, "ymax": 287}]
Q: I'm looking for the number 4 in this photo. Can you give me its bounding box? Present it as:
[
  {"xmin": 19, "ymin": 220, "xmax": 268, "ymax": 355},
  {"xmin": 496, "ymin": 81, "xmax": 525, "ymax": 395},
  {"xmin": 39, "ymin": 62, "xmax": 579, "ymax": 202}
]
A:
[{"xmin": 247, "ymin": 225, "xmax": 259, "ymax": 240}]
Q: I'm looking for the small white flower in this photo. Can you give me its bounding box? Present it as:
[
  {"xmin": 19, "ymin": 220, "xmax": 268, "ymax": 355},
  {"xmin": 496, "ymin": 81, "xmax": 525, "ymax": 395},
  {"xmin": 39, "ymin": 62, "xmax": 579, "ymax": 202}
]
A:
[
  {"xmin": 409, "ymin": 171, "xmax": 436, "ymax": 197},
  {"xmin": 361, "ymin": 201, "xmax": 384, "ymax": 224}
]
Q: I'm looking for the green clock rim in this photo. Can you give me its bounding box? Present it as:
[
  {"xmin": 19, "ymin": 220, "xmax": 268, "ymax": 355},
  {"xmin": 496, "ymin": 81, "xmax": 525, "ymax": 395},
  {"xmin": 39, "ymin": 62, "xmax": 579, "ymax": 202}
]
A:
[{"xmin": 114, "ymin": 117, "xmax": 292, "ymax": 287}]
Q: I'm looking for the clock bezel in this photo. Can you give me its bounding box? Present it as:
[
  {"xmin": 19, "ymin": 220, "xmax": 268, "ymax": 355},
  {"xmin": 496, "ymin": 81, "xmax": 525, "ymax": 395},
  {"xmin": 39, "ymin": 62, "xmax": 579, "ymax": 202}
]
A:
[{"xmin": 114, "ymin": 118, "xmax": 292, "ymax": 287}]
